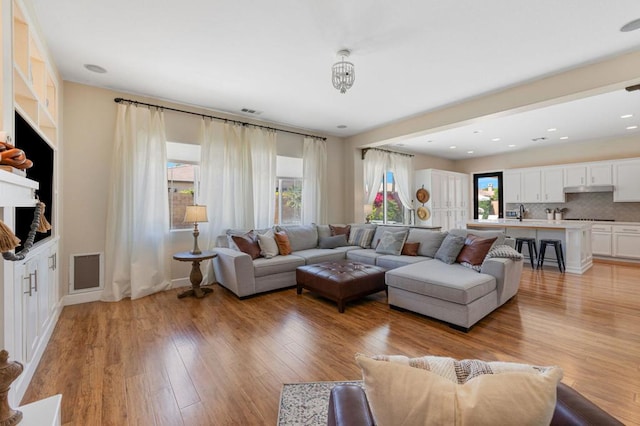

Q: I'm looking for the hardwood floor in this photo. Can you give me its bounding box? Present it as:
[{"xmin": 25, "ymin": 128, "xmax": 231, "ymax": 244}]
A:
[{"xmin": 23, "ymin": 261, "xmax": 640, "ymax": 425}]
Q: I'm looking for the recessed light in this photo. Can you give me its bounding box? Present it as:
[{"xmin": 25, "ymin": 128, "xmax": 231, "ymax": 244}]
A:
[
  {"xmin": 336, "ymin": 125, "xmax": 347, "ymax": 129},
  {"xmin": 547, "ymin": 128, "xmax": 557, "ymax": 132},
  {"xmin": 449, "ymin": 146, "xmax": 457, "ymax": 149},
  {"xmin": 508, "ymin": 144, "xmax": 516, "ymax": 148},
  {"xmin": 84, "ymin": 64, "xmax": 107, "ymax": 73},
  {"xmin": 621, "ymin": 17, "xmax": 640, "ymax": 32},
  {"xmin": 560, "ymin": 136, "xmax": 569, "ymax": 140},
  {"xmin": 621, "ymin": 114, "xmax": 633, "ymax": 119},
  {"xmin": 626, "ymin": 125, "xmax": 638, "ymax": 130},
  {"xmin": 491, "ymin": 138, "xmax": 501, "ymax": 142},
  {"xmin": 467, "ymin": 150, "xmax": 474, "ymax": 154}
]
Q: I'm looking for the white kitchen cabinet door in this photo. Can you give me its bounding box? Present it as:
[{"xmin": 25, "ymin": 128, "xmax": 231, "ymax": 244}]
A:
[
  {"xmin": 431, "ymin": 172, "xmax": 446, "ymax": 209},
  {"xmin": 564, "ymin": 165, "xmax": 587, "ymax": 187},
  {"xmin": 613, "ymin": 159, "xmax": 640, "ymax": 202},
  {"xmin": 504, "ymin": 171, "xmax": 522, "ymax": 203},
  {"xmin": 20, "ymin": 259, "xmax": 40, "ymax": 363},
  {"xmin": 522, "ymin": 169, "xmax": 542, "ymax": 203},
  {"xmin": 591, "ymin": 232, "xmax": 612, "ymax": 256},
  {"xmin": 588, "ymin": 163, "xmax": 612, "ymax": 185},
  {"xmin": 612, "ymin": 233, "xmax": 640, "ymax": 259},
  {"xmin": 542, "ymin": 168, "xmax": 565, "ymax": 202}
]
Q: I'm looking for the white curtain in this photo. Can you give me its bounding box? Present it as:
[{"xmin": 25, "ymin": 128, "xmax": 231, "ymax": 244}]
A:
[
  {"xmin": 103, "ymin": 104, "xmax": 171, "ymax": 301},
  {"xmin": 248, "ymin": 127, "xmax": 277, "ymax": 229},
  {"xmin": 301, "ymin": 137, "xmax": 328, "ymax": 224},
  {"xmin": 363, "ymin": 149, "xmax": 389, "ymax": 204},
  {"xmin": 389, "ymin": 153, "xmax": 413, "ymax": 209}
]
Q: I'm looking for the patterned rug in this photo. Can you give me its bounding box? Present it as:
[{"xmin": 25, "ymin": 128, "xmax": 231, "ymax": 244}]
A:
[{"xmin": 277, "ymin": 380, "xmax": 364, "ymax": 425}]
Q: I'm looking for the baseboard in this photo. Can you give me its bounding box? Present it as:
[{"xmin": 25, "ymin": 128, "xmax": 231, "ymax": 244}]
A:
[
  {"xmin": 63, "ymin": 289, "xmax": 102, "ymax": 305},
  {"xmin": 171, "ymin": 277, "xmax": 190, "ymax": 289}
]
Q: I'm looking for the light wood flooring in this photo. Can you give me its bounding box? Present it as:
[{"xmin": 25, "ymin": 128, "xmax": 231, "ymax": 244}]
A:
[{"xmin": 22, "ymin": 261, "xmax": 640, "ymax": 425}]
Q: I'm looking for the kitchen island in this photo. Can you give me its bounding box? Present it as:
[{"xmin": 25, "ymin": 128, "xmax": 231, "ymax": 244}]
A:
[{"xmin": 466, "ymin": 219, "xmax": 592, "ymax": 274}]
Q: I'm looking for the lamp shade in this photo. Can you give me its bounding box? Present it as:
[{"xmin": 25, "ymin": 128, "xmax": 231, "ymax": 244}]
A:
[{"xmin": 184, "ymin": 205, "xmax": 208, "ymax": 223}]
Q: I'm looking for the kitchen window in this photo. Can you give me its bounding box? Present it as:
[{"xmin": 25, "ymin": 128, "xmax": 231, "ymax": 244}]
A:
[{"xmin": 473, "ymin": 172, "xmax": 503, "ymax": 219}]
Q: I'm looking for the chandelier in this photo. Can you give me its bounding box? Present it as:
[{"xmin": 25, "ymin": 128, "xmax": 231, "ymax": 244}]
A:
[{"xmin": 332, "ymin": 49, "xmax": 355, "ymax": 94}]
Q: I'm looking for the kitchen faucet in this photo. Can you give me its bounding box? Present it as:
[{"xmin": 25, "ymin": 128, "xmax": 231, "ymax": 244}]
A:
[{"xmin": 519, "ymin": 204, "xmax": 525, "ymax": 222}]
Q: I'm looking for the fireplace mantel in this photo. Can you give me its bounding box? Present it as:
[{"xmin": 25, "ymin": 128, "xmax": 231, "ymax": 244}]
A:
[{"xmin": 0, "ymin": 171, "xmax": 38, "ymax": 208}]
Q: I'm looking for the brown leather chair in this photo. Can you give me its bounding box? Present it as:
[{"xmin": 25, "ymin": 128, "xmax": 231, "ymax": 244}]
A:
[{"xmin": 328, "ymin": 383, "xmax": 623, "ymax": 426}]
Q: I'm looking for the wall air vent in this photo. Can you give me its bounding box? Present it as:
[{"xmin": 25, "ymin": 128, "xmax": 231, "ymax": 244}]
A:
[
  {"xmin": 70, "ymin": 252, "xmax": 104, "ymax": 293},
  {"xmin": 240, "ymin": 108, "xmax": 262, "ymax": 115}
]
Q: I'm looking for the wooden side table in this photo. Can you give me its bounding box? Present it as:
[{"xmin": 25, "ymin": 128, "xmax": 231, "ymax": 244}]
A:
[{"xmin": 172, "ymin": 250, "xmax": 217, "ymax": 299}]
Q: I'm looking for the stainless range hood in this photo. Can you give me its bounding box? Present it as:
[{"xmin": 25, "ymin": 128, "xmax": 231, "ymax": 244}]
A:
[{"xmin": 563, "ymin": 185, "xmax": 614, "ymax": 193}]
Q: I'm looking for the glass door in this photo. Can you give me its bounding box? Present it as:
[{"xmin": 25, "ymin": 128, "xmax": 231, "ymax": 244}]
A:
[{"xmin": 473, "ymin": 172, "xmax": 503, "ymax": 219}]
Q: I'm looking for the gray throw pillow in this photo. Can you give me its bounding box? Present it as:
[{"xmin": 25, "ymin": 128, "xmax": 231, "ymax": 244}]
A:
[
  {"xmin": 434, "ymin": 234, "xmax": 466, "ymax": 264},
  {"xmin": 318, "ymin": 234, "xmax": 348, "ymax": 249},
  {"xmin": 375, "ymin": 230, "xmax": 409, "ymax": 255}
]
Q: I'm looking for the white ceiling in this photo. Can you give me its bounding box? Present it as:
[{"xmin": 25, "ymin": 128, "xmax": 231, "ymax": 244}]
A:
[{"xmin": 30, "ymin": 0, "xmax": 640, "ymax": 157}]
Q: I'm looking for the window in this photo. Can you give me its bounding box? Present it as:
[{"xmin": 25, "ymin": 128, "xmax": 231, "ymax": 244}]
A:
[
  {"xmin": 275, "ymin": 156, "xmax": 303, "ymax": 225},
  {"xmin": 473, "ymin": 172, "xmax": 503, "ymax": 219},
  {"xmin": 368, "ymin": 171, "xmax": 406, "ymax": 224},
  {"xmin": 167, "ymin": 142, "xmax": 201, "ymax": 230}
]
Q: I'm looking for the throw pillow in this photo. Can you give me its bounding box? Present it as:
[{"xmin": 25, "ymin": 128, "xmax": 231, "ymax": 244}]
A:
[
  {"xmin": 231, "ymin": 235, "xmax": 261, "ymax": 260},
  {"xmin": 456, "ymin": 235, "xmax": 498, "ymax": 266},
  {"xmin": 434, "ymin": 234, "xmax": 465, "ymax": 264},
  {"xmin": 408, "ymin": 229, "xmax": 447, "ymax": 258},
  {"xmin": 257, "ymin": 229, "xmax": 279, "ymax": 259},
  {"xmin": 275, "ymin": 224, "xmax": 318, "ymax": 251},
  {"xmin": 401, "ymin": 241, "xmax": 420, "ymax": 256},
  {"xmin": 318, "ymin": 234, "xmax": 349, "ymax": 249},
  {"xmin": 486, "ymin": 244, "xmax": 524, "ymax": 260},
  {"xmin": 356, "ymin": 354, "xmax": 562, "ymax": 426},
  {"xmin": 226, "ymin": 229, "xmax": 255, "ymax": 251},
  {"xmin": 348, "ymin": 227, "xmax": 375, "ymax": 248},
  {"xmin": 274, "ymin": 231, "xmax": 292, "ymax": 255},
  {"xmin": 329, "ymin": 224, "xmax": 351, "ymax": 239},
  {"xmin": 375, "ymin": 230, "xmax": 409, "ymax": 255}
]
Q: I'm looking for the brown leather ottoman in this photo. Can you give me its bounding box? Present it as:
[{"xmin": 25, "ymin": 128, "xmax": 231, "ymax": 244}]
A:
[{"xmin": 296, "ymin": 261, "xmax": 387, "ymax": 313}]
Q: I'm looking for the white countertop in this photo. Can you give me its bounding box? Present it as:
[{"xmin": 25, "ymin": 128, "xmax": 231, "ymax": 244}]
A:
[{"xmin": 467, "ymin": 219, "xmax": 591, "ymax": 230}]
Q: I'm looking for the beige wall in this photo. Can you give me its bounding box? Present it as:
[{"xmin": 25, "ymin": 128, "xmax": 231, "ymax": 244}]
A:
[{"xmin": 61, "ymin": 82, "xmax": 345, "ymax": 296}]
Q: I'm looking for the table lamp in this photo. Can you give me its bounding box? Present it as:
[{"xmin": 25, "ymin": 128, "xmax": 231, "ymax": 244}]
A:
[
  {"xmin": 364, "ymin": 204, "xmax": 373, "ymax": 223},
  {"xmin": 184, "ymin": 205, "xmax": 208, "ymax": 254}
]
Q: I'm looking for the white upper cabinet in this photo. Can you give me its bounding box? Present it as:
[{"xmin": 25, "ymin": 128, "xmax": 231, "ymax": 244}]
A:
[
  {"xmin": 613, "ymin": 158, "xmax": 640, "ymax": 202},
  {"xmin": 504, "ymin": 170, "xmax": 522, "ymax": 203},
  {"xmin": 522, "ymin": 169, "xmax": 541, "ymax": 203},
  {"xmin": 542, "ymin": 167, "xmax": 565, "ymax": 202},
  {"xmin": 564, "ymin": 163, "xmax": 612, "ymax": 186}
]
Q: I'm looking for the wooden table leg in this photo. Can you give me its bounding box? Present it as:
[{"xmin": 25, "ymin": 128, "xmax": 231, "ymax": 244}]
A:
[{"xmin": 178, "ymin": 259, "xmax": 213, "ymax": 299}]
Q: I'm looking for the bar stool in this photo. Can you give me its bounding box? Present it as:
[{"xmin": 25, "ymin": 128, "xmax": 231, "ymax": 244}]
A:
[
  {"xmin": 515, "ymin": 237, "xmax": 538, "ymax": 269},
  {"xmin": 537, "ymin": 239, "xmax": 566, "ymax": 273}
]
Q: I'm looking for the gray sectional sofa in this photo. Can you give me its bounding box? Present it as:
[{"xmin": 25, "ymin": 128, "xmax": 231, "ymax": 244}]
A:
[{"xmin": 212, "ymin": 224, "xmax": 523, "ymax": 329}]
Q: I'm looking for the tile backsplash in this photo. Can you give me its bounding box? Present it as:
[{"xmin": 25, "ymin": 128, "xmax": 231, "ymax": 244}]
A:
[{"xmin": 506, "ymin": 192, "xmax": 640, "ymax": 222}]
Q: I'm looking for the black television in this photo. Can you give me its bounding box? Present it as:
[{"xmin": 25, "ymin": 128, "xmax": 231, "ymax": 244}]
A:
[{"xmin": 14, "ymin": 112, "xmax": 53, "ymax": 250}]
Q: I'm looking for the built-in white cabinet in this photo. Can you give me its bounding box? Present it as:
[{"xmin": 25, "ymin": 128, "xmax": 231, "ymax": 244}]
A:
[
  {"xmin": 564, "ymin": 163, "xmax": 612, "ymax": 187},
  {"xmin": 612, "ymin": 224, "xmax": 640, "ymax": 259},
  {"xmin": 414, "ymin": 168, "xmax": 469, "ymax": 231},
  {"xmin": 591, "ymin": 224, "xmax": 612, "ymax": 256},
  {"xmin": 504, "ymin": 167, "xmax": 564, "ymax": 204},
  {"xmin": 613, "ymin": 159, "xmax": 640, "ymax": 202}
]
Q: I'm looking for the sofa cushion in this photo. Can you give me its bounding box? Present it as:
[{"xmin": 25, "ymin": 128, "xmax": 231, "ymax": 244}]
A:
[
  {"xmin": 355, "ymin": 354, "xmax": 562, "ymax": 426},
  {"xmin": 346, "ymin": 248, "xmax": 383, "ymax": 266},
  {"xmin": 401, "ymin": 242, "xmax": 420, "ymax": 256},
  {"xmin": 318, "ymin": 234, "xmax": 349, "ymax": 249},
  {"xmin": 316, "ymin": 224, "xmax": 332, "ymax": 239},
  {"xmin": 376, "ymin": 254, "xmax": 429, "ymax": 270},
  {"xmin": 274, "ymin": 231, "xmax": 292, "ymax": 255},
  {"xmin": 456, "ymin": 235, "xmax": 497, "ymax": 266},
  {"xmin": 292, "ymin": 248, "xmax": 346, "ymax": 264},
  {"xmin": 434, "ymin": 234, "xmax": 465, "ymax": 264},
  {"xmin": 385, "ymin": 260, "xmax": 496, "ymax": 304},
  {"xmin": 450, "ymin": 228, "xmax": 506, "ymax": 248},
  {"xmin": 253, "ymin": 255, "xmax": 305, "ymax": 278},
  {"xmin": 407, "ymin": 229, "xmax": 447, "ymax": 258},
  {"xmin": 348, "ymin": 228, "xmax": 375, "ymax": 248},
  {"xmin": 231, "ymin": 234, "xmax": 262, "ymax": 260},
  {"xmin": 375, "ymin": 230, "xmax": 409, "ymax": 255},
  {"xmin": 276, "ymin": 224, "xmax": 318, "ymax": 251}
]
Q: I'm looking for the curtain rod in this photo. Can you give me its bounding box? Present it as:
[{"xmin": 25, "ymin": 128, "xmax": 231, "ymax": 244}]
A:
[
  {"xmin": 361, "ymin": 147, "xmax": 414, "ymax": 160},
  {"xmin": 113, "ymin": 97, "xmax": 327, "ymax": 141}
]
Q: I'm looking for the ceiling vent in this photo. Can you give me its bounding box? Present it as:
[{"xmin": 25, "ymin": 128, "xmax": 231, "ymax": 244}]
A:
[
  {"xmin": 531, "ymin": 136, "xmax": 547, "ymax": 142},
  {"xmin": 241, "ymin": 108, "xmax": 262, "ymax": 115},
  {"xmin": 625, "ymin": 84, "xmax": 640, "ymax": 92}
]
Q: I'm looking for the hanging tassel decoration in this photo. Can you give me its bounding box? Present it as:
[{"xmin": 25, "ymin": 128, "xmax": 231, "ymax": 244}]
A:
[
  {"xmin": 37, "ymin": 201, "xmax": 51, "ymax": 233},
  {"xmin": 0, "ymin": 220, "xmax": 20, "ymax": 252}
]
